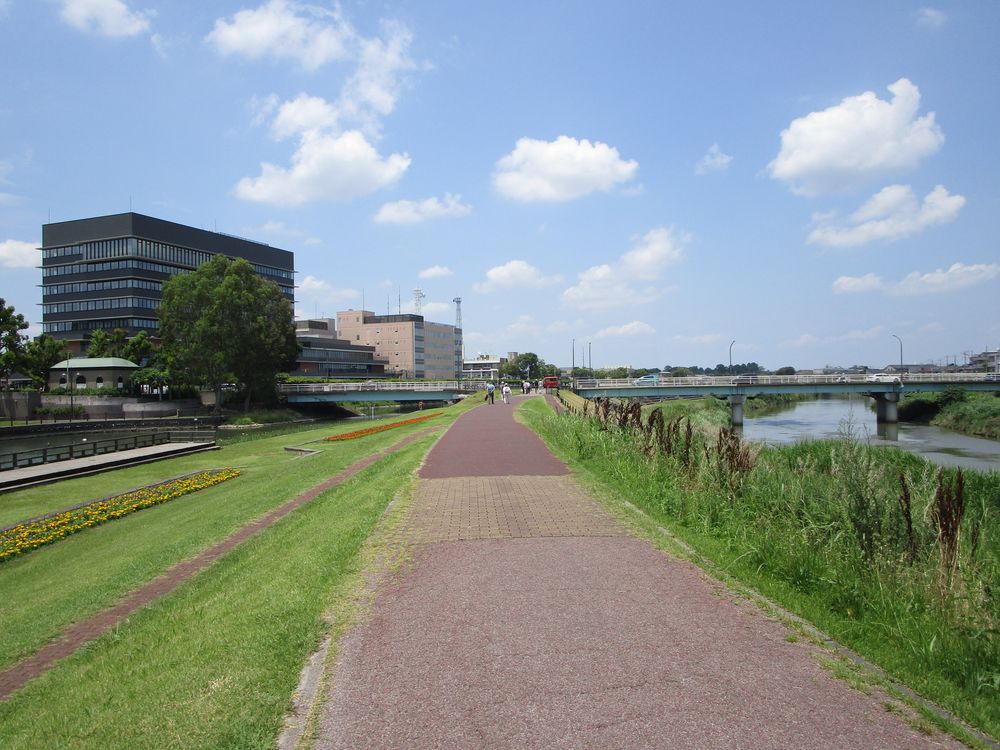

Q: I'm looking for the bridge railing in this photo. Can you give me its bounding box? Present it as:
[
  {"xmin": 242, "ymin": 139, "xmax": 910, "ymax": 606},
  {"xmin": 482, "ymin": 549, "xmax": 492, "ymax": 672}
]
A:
[
  {"xmin": 576, "ymin": 373, "xmax": 997, "ymax": 389},
  {"xmin": 279, "ymin": 380, "xmax": 489, "ymax": 395}
]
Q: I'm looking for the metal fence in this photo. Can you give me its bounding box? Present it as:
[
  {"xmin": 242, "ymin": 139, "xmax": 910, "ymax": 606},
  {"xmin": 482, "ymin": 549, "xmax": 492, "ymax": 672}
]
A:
[
  {"xmin": 578, "ymin": 373, "xmax": 1000, "ymax": 389},
  {"xmin": 0, "ymin": 430, "xmax": 215, "ymax": 472}
]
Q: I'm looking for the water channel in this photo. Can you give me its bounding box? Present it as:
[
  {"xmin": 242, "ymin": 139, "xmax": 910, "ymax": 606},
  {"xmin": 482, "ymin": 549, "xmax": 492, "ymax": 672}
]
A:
[{"xmin": 740, "ymin": 397, "xmax": 1000, "ymax": 473}]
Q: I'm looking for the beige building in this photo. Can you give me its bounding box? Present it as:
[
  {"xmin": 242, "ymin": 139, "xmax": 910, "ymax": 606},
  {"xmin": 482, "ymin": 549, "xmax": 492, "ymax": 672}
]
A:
[{"xmin": 336, "ymin": 310, "xmax": 462, "ymax": 379}]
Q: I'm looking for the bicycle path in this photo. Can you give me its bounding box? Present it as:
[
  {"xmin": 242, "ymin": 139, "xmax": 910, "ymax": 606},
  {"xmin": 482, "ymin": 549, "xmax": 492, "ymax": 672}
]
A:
[{"xmin": 314, "ymin": 396, "xmax": 956, "ymax": 748}]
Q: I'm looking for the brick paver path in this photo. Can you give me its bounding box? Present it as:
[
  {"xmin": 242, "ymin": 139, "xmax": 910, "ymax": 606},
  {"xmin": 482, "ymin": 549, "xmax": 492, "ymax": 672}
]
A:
[{"xmin": 315, "ymin": 396, "xmax": 960, "ymax": 749}]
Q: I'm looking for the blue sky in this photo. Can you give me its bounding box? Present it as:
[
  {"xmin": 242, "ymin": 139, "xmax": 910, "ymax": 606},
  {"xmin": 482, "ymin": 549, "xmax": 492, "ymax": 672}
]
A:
[{"xmin": 1, "ymin": 1, "xmax": 998, "ymax": 371}]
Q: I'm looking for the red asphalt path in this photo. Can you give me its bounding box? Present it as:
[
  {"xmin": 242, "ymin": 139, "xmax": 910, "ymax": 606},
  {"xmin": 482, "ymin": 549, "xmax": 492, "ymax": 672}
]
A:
[{"xmin": 315, "ymin": 397, "xmax": 958, "ymax": 749}]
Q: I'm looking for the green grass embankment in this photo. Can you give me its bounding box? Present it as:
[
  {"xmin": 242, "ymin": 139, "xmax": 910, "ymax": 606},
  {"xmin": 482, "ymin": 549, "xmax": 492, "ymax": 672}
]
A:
[
  {"xmin": 521, "ymin": 398, "xmax": 1000, "ymax": 742},
  {"xmin": 899, "ymin": 390, "xmax": 1000, "ymax": 441},
  {"xmin": 0, "ymin": 398, "xmax": 479, "ymax": 748}
]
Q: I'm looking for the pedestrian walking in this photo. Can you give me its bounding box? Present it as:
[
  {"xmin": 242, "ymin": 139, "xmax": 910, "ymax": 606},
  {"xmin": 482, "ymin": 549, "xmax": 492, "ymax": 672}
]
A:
[
  {"xmin": 486, "ymin": 382, "xmax": 495, "ymax": 404},
  {"xmin": 502, "ymin": 383, "xmax": 512, "ymax": 404}
]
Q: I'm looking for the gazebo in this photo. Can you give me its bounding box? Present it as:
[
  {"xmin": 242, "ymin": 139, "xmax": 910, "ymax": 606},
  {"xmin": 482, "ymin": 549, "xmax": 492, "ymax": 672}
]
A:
[{"xmin": 49, "ymin": 358, "xmax": 140, "ymax": 392}]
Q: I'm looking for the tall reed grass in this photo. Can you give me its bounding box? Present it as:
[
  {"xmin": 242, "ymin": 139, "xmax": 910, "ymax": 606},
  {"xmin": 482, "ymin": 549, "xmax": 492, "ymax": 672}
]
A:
[{"xmin": 529, "ymin": 397, "xmax": 1000, "ymax": 738}]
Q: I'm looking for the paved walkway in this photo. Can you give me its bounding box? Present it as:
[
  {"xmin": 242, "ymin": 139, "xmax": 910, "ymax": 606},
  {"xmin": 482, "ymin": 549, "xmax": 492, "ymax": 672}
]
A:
[{"xmin": 315, "ymin": 395, "xmax": 958, "ymax": 749}]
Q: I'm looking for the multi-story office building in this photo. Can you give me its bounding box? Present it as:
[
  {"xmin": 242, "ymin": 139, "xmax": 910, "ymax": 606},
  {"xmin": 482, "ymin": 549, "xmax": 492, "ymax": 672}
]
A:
[
  {"xmin": 40, "ymin": 212, "xmax": 295, "ymax": 352},
  {"xmin": 336, "ymin": 310, "xmax": 462, "ymax": 379},
  {"xmin": 293, "ymin": 319, "xmax": 387, "ymax": 379}
]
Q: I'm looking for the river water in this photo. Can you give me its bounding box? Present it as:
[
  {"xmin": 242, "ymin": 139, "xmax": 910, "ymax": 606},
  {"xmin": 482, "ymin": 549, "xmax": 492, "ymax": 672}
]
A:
[{"xmin": 740, "ymin": 397, "xmax": 1000, "ymax": 473}]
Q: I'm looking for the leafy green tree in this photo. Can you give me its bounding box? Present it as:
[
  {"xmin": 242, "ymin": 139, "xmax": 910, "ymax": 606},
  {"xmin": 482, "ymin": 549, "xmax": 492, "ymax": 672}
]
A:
[
  {"xmin": 22, "ymin": 334, "xmax": 69, "ymax": 389},
  {"xmin": 123, "ymin": 330, "xmax": 153, "ymax": 365},
  {"xmin": 86, "ymin": 329, "xmax": 111, "ymax": 357},
  {"xmin": 775, "ymin": 366, "xmax": 796, "ymax": 376},
  {"xmin": 159, "ymin": 255, "xmax": 298, "ymax": 412},
  {"xmin": 0, "ymin": 298, "xmax": 29, "ymax": 386}
]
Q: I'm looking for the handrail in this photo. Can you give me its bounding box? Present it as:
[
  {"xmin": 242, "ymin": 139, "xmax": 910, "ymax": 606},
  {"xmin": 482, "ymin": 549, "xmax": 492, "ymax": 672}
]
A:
[
  {"xmin": 0, "ymin": 431, "xmax": 214, "ymax": 472},
  {"xmin": 278, "ymin": 380, "xmax": 490, "ymax": 394},
  {"xmin": 575, "ymin": 373, "xmax": 1000, "ymax": 388}
]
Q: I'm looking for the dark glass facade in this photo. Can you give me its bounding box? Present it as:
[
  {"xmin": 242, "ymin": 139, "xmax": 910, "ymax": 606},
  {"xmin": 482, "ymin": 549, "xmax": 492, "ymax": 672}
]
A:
[{"xmin": 40, "ymin": 213, "xmax": 295, "ymax": 351}]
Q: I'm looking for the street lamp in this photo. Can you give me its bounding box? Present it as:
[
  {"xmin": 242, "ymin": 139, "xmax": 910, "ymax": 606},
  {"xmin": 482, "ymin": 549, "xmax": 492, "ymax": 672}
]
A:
[
  {"xmin": 891, "ymin": 334, "xmax": 903, "ymax": 370},
  {"xmin": 70, "ymin": 371, "xmax": 78, "ymax": 423},
  {"xmin": 729, "ymin": 340, "xmax": 736, "ymax": 371}
]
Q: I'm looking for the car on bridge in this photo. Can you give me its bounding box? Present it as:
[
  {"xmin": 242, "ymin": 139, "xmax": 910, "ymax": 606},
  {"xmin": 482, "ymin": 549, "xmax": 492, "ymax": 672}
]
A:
[
  {"xmin": 866, "ymin": 374, "xmax": 901, "ymax": 384},
  {"xmin": 633, "ymin": 374, "xmax": 660, "ymax": 385}
]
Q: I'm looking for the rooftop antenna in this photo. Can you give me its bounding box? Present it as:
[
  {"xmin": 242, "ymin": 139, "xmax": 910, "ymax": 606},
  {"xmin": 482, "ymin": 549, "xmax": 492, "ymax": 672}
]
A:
[
  {"xmin": 453, "ymin": 296, "xmax": 462, "ymax": 329},
  {"xmin": 413, "ymin": 288, "xmax": 425, "ymax": 316},
  {"xmin": 397, "ymin": 287, "xmax": 401, "ymax": 315}
]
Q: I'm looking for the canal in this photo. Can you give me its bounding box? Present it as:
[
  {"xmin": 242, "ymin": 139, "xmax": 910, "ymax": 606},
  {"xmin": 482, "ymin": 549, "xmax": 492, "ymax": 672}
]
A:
[{"xmin": 740, "ymin": 396, "xmax": 1000, "ymax": 473}]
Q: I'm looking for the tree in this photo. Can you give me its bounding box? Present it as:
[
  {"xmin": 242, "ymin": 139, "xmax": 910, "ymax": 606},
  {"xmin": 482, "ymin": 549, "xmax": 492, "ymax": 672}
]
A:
[
  {"xmin": 775, "ymin": 366, "xmax": 796, "ymax": 376},
  {"xmin": 123, "ymin": 330, "xmax": 153, "ymax": 365},
  {"xmin": 22, "ymin": 334, "xmax": 69, "ymax": 389},
  {"xmin": 158, "ymin": 255, "xmax": 298, "ymax": 412},
  {"xmin": 0, "ymin": 298, "xmax": 29, "ymax": 386},
  {"xmin": 86, "ymin": 329, "xmax": 111, "ymax": 357}
]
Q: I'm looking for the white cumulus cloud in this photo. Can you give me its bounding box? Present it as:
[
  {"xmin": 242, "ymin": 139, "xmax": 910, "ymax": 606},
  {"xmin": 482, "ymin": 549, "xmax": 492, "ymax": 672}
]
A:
[
  {"xmin": 270, "ymin": 94, "xmax": 340, "ymax": 140},
  {"xmin": 60, "ymin": 0, "xmax": 153, "ymax": 37},
  {"xmin": 809, "ymin": 185, "xmax": 964, "ymax": 247},
  {"xmin": 832, "ymin": 263, "xmax": 998, "ymax": 296},
  {"xmin": 562, "ymin": 227, "xmax": 686, "ymax": 310},
  {"xmin": 893, "ymin": 262, "xmax": 1000, "ymax": 295},
  {"xmin": 235, "ymin": 130, "xmax": 409, "ymax": 205},
  {"xmin": 0, "ymin": 239, "xmax": 37, "ymax": 268},
  {"xmin": 474, "ymin": 260, "xmax": 562, "ymax": 293},
  {"xmin": 832, "ymin": 273, "xmax": 884, "ymax": 294},
  {"xmin": 418, "ymin": 265, "xmax": 453, "ymax": 280},
  {"xmin": 233, "ymin": 13, "xmax": 415, "ymax": 206},
  {"xmin": 493, "ymin": 136, "xmax": 638, "ymax": 202},
  {"xmin": 375, "ymin": 194, "xmax": 471, "ymax": 224},
  {"xmin": 769, "ymin": 79, "xmax": 944, "ymax": 195},
  {"xmin": 695, "ymin": 144, "xmax": 732, "ymax": 175},
  {"xmin": 206, "ymin": 0, "xmax": 353, "ymax": 71},
  {"xmin": 297, "ymin": 274, "xmax": 359, "ymax": 305},
  {"xmin": 594, "ymin": 321, "xmax": 656, "ymax": 339}
]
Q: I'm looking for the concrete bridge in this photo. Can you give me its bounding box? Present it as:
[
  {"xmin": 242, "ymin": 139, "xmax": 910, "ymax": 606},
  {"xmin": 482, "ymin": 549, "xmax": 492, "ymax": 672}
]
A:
[
  {"xmin": 278, "ymin": 380, "xmax": 485, "ymax": 404},
  {"xmin": 571, "ymin": 373, "xmax": 1000, "ymax": 425}
]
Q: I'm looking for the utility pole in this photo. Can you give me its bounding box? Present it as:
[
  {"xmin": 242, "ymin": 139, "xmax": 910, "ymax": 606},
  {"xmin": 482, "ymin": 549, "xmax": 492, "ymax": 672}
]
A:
[
  {"xmin": 588, "ymin": 341, "xmax": 592, "ymax": 370},
  {"xmin": 572, "ymin": 338, "xmax": 575, "ymax": 375}
]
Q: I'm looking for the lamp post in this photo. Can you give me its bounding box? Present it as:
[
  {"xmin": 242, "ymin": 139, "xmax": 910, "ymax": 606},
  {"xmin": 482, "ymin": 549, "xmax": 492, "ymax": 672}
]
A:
[
  {"xmin": 891, "ymin": 334, "xmax": 903, "ymax": 370},
  {"xmin": 66, "ymin": 359, "xmax": 72, "ymax": 424},
  {"xmin": 729, "ymin": 340, "xmax": 735, "ymax": 372}
]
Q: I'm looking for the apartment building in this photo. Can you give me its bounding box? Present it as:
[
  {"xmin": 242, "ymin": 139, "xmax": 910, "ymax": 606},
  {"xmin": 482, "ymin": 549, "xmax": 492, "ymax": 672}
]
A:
[{"xmin": 335, "ymin": 310, "xmax": 462, "ymax": 379}]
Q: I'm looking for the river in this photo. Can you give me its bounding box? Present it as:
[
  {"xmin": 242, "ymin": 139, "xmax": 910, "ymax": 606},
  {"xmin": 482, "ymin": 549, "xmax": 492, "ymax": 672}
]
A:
[{"xmin": 740, "ymin": 397, "xmax": 1000, "ymax": 473}]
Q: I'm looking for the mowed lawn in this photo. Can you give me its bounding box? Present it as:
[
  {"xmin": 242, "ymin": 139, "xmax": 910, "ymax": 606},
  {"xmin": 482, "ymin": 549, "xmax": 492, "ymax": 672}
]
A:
[{"xmin": 0, "ymin": 404, "xmax": 470, "ymax": 748}]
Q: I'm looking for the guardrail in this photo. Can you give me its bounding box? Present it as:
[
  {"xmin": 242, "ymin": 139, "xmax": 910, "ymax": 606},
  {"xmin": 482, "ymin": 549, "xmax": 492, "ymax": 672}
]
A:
[
  {"xmin": 575, "ymin": 373, "xmax": 1000, "ymax": 388},
  {"xmin": 0, "ymin": 431, "xmax": 215, "ymax": 472}
]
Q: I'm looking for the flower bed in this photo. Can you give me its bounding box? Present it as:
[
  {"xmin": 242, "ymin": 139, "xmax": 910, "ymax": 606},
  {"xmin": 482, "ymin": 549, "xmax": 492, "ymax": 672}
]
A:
[
  {"xmin": 325, "ymin": 413, "xmax": 437, "ymax": 442},
  {"xmin": 0, "ymin": 468, "xmax": 241, "ymax": 563}
]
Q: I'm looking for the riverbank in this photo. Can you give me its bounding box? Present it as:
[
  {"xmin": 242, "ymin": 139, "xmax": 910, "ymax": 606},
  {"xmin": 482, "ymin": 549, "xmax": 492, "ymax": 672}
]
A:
[
  {"xmin": 899, "ymin": 390, "xmax": 1000, "ymax": 441},
  {"xmin": 527, "ymin": 398, "xmax": 1000, "ymax": 741}
]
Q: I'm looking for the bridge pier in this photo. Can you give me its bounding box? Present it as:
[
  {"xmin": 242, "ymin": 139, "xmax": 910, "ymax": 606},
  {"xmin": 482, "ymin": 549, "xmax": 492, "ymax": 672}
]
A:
[
  {"xmin": 872, "ymin": 392, "xmax": 899, "ymax": 424},
  {"xmin": 728, "ymin": 395, "xmax": 746, "ymax": 426}
]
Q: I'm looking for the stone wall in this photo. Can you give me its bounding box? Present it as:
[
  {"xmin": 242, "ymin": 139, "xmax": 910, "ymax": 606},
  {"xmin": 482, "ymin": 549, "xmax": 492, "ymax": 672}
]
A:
[{"xmin": 0, "ymin": 392, "xmax": 41, "ymax": 421}]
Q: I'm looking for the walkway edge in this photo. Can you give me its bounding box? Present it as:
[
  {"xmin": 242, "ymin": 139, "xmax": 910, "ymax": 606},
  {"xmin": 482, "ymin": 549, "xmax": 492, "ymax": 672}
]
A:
[
  {"xmin": 0, "ymin": 427, "xmax": 437, "ymax": 702},
  {"xmin": 607, "ymin": 491, "xmax": 999, "ymax": 749}
]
